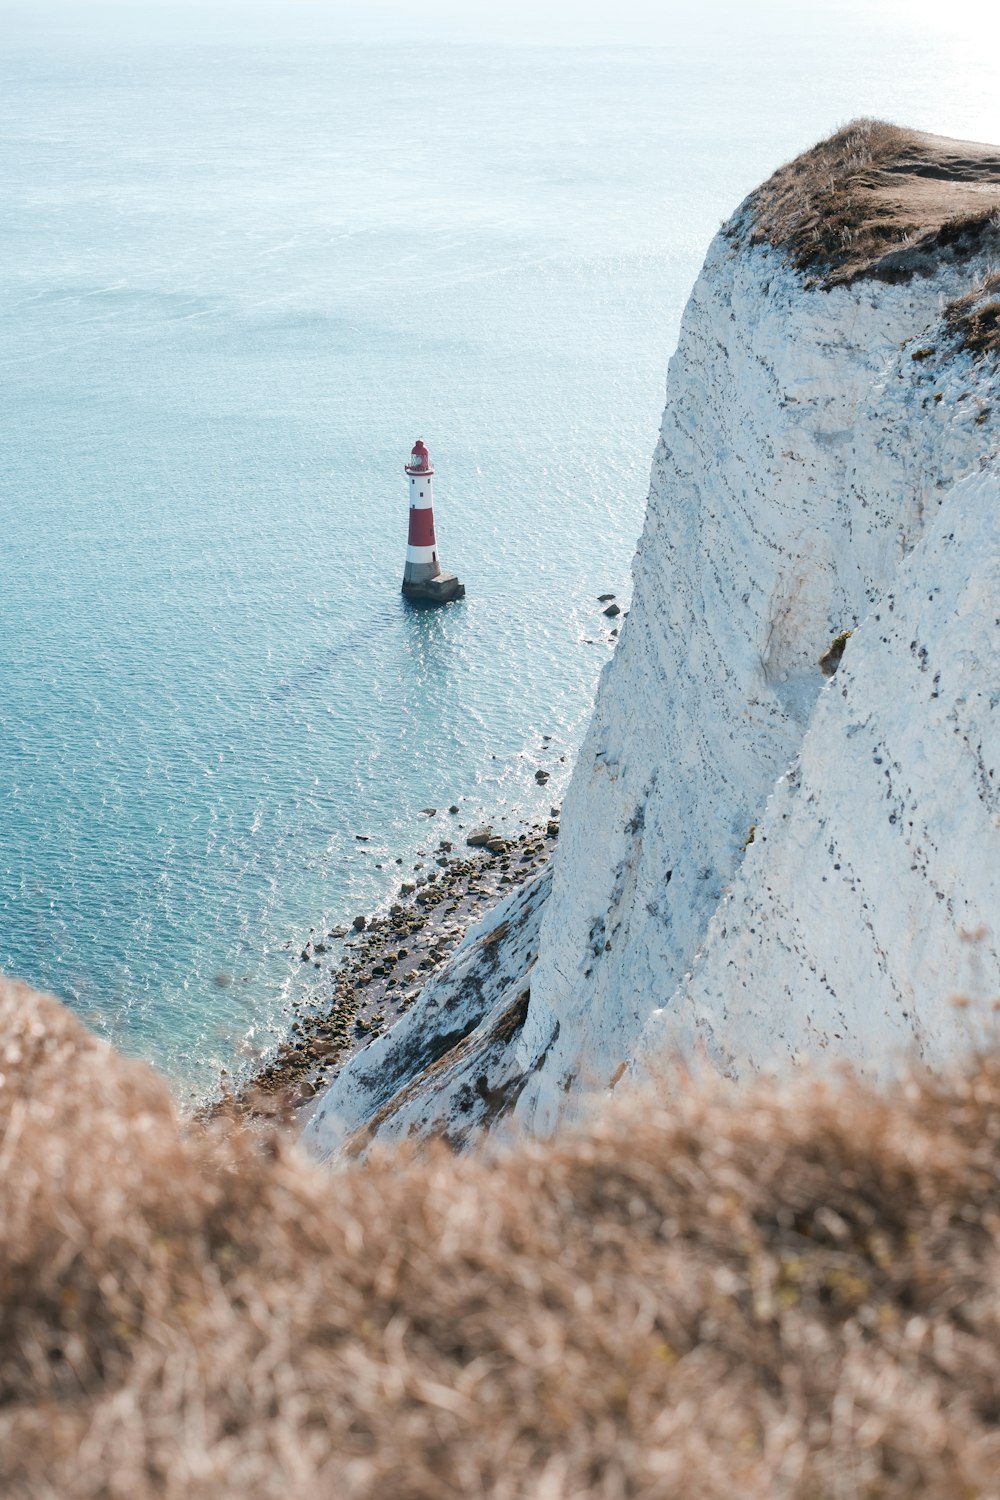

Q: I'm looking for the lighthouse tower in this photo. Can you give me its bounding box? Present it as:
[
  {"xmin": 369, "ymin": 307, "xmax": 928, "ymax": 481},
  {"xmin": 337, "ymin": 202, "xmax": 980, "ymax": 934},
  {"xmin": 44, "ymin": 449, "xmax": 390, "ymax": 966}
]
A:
[{"xmin": 402, "ymin": 438, "xmax": 465, "ymax": 603}]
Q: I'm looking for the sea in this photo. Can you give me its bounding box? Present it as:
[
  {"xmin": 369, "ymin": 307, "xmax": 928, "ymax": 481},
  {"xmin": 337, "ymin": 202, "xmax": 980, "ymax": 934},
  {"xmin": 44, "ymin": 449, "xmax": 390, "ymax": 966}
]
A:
[{"xmin": 2, "ymin": 3, "xmax": 999, "ymax": 1096}]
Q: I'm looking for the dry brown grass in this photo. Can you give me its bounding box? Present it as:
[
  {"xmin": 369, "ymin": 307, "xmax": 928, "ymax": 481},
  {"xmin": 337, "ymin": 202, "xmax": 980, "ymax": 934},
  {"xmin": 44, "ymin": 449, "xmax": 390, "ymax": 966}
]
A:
[
  {"xmin": 944, "ymin": 270, "xmax": 1000, "ymax": 358},
  {"xmin": 742, "ymin": 119, "xmax": 1000, "ymax": 285},
  {"xmin": 5, "ymin": 974, "xmax": 1000, "ymax": 1498}
]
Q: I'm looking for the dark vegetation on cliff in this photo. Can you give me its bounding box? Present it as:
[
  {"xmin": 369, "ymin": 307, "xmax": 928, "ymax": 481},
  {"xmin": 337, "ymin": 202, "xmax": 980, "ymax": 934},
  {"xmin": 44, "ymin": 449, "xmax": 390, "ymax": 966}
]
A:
[
  {"xmin": 4, "ymin": 977, "xmax": 1000, "ymax": 1498},
  {"xmin": 743, "ymin": 118, "xmax": 1000, "ymax": 286},
  {"xmin": 944, "ymin": 269, "xmax": 1000, "ymax": 358}
]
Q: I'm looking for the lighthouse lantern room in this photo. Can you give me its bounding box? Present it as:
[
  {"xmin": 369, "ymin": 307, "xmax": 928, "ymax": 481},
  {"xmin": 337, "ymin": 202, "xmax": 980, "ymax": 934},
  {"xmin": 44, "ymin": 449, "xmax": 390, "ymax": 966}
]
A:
[{"xmin": 401, "ymin": 438, "xmax": 465, "ymax": 603}]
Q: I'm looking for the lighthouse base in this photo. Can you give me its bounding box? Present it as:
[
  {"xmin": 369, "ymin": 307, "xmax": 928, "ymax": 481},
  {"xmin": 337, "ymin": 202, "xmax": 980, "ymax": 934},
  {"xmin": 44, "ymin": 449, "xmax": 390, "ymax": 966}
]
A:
[{"xmin": 401, "ymin": 571, "xmax": 466, "ymax": 605}]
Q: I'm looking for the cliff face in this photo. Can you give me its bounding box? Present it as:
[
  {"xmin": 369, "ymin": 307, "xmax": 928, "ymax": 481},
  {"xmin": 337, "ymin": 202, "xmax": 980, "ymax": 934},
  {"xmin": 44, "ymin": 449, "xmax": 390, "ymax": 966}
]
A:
[
  {"xmin": 306, "ymin": 126, "xmax": 1000, "ymax": 1158},
  {"xmin": 650, "ymin": 461, "xmax": 1000, "ymax": 1077}
]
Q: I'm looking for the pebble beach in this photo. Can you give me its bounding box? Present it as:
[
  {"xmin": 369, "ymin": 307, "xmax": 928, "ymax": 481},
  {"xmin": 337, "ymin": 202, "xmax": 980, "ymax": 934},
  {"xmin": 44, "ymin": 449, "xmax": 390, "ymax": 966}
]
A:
[{"xmin": 211, "ymin": 809, "xmax": 561, "ymax": 1124}]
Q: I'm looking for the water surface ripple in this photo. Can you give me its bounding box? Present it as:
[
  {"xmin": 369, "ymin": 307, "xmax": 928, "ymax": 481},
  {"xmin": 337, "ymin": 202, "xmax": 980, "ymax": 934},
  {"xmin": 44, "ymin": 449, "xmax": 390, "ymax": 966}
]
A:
[{"xmin": 2, "ymin": 26, "xmax": 997, "ymax": 1091}]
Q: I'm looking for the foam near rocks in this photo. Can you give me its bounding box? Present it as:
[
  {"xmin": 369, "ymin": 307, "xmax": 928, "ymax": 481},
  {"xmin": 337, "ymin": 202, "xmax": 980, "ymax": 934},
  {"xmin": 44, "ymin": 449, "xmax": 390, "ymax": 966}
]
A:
[{"xmin": 217, "ymin": 819, "xmax": 558, "ymax": 1128}]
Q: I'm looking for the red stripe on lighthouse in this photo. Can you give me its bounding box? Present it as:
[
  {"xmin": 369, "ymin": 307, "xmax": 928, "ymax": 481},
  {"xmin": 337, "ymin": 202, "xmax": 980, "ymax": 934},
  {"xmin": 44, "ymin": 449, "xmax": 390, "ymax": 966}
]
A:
[{"xmin": 408, "ymin": 507, "xmax": 437, "ymax": 547}]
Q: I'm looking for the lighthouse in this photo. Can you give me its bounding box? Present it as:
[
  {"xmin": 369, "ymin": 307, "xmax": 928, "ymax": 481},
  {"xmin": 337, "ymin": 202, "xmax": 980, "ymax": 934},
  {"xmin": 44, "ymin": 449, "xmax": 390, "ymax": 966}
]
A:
[{"xmin": 401, "ymin": 438, "xmax": 465, "ymax": 604}]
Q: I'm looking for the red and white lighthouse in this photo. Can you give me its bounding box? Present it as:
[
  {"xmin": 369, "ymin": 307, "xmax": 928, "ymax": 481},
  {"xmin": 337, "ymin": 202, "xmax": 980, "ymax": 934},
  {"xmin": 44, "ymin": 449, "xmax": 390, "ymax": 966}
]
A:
[{"xmin": 401, "ymin": 438, "xmax": 465, "ymax": 603}]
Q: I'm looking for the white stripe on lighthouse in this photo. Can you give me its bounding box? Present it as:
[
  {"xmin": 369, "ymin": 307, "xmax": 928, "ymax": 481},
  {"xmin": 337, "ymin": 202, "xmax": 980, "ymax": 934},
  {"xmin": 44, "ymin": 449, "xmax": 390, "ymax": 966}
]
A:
[{"xmin": 406, "ymin": 543, "xmax": 436, "ymax": 563}]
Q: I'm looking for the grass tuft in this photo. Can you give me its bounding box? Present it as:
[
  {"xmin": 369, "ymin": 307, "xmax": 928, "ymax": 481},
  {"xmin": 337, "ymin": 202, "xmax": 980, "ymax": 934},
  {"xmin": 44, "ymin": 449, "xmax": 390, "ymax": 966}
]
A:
[
  {"xmin": 741, "ymin": 120, "xmax": 1000, "ymax": 287},
  {"xmin": 943, "ymin": 271, "xmax": 1000, "ymax": 359},
  {"xmin": 819, "ymin": 629, "xmax": 853, "ymax": 677}
]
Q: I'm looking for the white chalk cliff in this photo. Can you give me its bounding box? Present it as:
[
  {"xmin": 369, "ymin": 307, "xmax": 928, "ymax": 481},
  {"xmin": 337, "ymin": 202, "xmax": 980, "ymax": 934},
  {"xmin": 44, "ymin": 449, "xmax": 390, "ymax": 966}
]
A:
[{"xmin": 306, "ymin": 125, "xmax": 1000, "ymax": 1158}]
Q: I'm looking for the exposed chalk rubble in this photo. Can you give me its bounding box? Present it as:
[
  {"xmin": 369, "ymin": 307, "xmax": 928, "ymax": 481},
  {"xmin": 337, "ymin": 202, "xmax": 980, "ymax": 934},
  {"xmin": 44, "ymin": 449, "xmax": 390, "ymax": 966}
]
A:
[{"xmin": 305, "ymin": 866, "xmax": 553, "ymax": 1156}]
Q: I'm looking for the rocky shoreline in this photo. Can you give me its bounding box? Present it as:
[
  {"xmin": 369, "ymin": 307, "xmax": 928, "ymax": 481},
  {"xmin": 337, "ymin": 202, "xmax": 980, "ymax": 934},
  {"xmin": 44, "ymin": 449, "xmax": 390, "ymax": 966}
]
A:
[{"xmin": 208, "ymin": 809, "xmax": 561, "ymax": 1126}]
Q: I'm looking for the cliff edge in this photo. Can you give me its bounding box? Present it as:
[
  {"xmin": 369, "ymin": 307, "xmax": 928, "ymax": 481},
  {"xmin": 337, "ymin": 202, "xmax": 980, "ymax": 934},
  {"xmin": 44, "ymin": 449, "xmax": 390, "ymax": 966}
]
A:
[{"xmin": 306, "ymin": 122, "xmax": 1000, "ymax": 1157}]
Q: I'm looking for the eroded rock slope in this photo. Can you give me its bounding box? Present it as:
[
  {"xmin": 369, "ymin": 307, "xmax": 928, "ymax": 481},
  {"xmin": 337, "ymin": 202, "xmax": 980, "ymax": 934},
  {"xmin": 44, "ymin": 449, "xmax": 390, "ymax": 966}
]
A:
[{"xmin": 306, "ymin": 125, "xmax": 1000, "ymax": 1156}]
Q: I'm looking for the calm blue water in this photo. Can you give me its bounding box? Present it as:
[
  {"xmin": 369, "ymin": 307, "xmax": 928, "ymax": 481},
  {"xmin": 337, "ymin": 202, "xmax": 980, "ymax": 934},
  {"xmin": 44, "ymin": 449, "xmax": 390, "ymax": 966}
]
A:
[{"xmin": 2, "ymin": 9, "xmax": 999, "ymax": 1093}]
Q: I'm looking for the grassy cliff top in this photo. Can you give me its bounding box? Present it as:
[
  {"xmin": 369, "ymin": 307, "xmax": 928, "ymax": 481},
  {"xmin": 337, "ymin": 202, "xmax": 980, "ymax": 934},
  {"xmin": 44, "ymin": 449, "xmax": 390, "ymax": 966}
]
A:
[{"xmin": 743, "ymin": 119, "xmax": 1000, "ymax": 286}]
